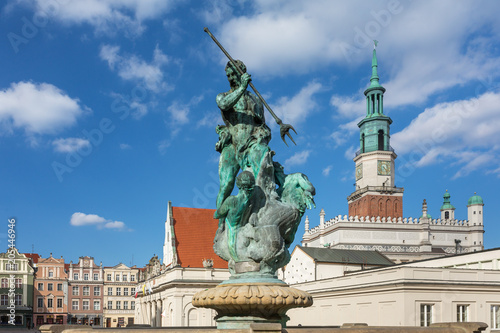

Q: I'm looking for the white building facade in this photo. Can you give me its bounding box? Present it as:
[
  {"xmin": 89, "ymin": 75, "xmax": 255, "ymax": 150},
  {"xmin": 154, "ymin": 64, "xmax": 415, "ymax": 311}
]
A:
[
  {"xmin": 286, "ymin": 249, "xmax": 500, "ymax": 333},
  {"xmin": 103, "ymin": 264, "xmax": 139, "ymax": 327}
]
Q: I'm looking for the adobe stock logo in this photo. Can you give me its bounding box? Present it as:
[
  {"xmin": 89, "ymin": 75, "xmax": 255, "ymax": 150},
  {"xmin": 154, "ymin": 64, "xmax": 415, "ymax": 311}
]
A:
[
  {"xmin": 339, "ymin": 0, "xmax": 404, "ymax": 60},
  {"xmin": 7, "ymin": 0, "xmax": 68, "ymax": 54}
]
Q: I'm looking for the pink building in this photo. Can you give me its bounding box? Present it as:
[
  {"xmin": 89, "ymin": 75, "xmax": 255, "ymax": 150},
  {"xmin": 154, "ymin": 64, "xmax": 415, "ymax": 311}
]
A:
[
  {"xmin": 67, "ymin": 256, "xmax": 104, "ymax": 326},
  {"xmin": 33, "ymin": 254, "xmax": 68, "ymax": 326}
]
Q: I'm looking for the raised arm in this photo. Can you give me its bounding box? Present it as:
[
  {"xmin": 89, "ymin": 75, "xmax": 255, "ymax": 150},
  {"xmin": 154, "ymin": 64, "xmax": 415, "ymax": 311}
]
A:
[{"xmin": 216, "ymin": 73, "xmax": 251, "ymax": 111}]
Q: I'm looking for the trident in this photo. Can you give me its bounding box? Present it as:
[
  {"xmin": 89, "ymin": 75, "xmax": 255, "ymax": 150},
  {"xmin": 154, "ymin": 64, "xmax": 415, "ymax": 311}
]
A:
[{"xmin": 204, "ymin": 27, "xmax": 297, "ymax": 146}]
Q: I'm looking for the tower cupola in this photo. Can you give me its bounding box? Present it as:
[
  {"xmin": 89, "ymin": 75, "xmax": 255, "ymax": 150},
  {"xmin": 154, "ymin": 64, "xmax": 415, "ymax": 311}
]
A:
[
  {"xmin": 467, "ymin": 192, "xmax": 484, "ymax": 226},
  {"xmin": 440, "ymin": 190, "xmax": 455, "ymax": 220}
]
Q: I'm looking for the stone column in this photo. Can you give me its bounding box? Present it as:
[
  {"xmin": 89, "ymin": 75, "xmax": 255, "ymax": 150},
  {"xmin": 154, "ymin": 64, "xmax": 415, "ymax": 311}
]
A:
[{"xmin": 156, "ymin": 299, "xmax": 162, "ymax": 327}]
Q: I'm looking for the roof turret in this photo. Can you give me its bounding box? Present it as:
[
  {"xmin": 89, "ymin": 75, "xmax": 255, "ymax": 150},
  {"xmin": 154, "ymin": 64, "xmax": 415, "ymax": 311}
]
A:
[
  {"xmin": 467, "ymin": 192, "xmax": 484, "ymax": 206},
  {"xmin": 440, "ymin": 190, "xmax": 455, "ymax": 210}
]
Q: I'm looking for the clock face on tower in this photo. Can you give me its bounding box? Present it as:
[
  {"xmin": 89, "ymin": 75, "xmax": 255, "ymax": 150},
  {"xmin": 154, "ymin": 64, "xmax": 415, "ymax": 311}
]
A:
[
  {"xmin": 356, "ymin": 163, "xmax": 363, "ymax": 180},
  {"xmin": 377, "ymin": 160, "xmax": 391, "ymax": 175}
]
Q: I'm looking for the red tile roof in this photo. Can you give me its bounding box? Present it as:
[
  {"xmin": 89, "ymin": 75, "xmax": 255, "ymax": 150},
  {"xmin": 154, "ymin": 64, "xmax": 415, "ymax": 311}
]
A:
[
  {"xmin": 172, "ymin": 206, "xmax": 227, "ymax": 269},
  {"xmin": 23, "ymin": 253, "xmax": 40, "ymax": 264}
]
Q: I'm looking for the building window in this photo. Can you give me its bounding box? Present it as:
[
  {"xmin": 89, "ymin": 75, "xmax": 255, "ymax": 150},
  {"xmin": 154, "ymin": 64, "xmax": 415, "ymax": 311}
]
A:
[
  {"xmin": 48, "ymin": 283, "xmax": 53, "ymax": 291},
  {"xmin": 57, "ymin": 283, "xmax": 63, "ymax": 291},
  {"xmin": 94, "ymin": 286, "xmax": 100, "ymax": 296},
  {"xmin": 492, "ymin": 305, "xmax": 500, "ymax": 329},
  {"xmin": 131, "ymin": 301, "xmax": 135, "ymax": 310},
  {"xmin": 107, "ymin": 274, "xmax": 111, "ymax": 281},
  {"xmin": 84, "ymin": 273, "xmax": 89, "ymax": 281},
  {"xmin": 123, "ymin": 275, "xmax": 127, "ymax": 282},
  {"xmin": 57, "ymin": 298, "xmax": 63, "ymax": 308},
  {"xmin": 445, "ymin": 211, "xmax": 450, "ymax": 219},
  {"xmin": 93, "ymin": 273, "xmax": 99, "ymax": 281},
  {"xmin": 72, "ymin": 300, "xmax": 79, "ymax": 310},
  {"xmin": 421, "ymin": 304, "xmax": 433, "ymax": 327},
  {"xmin": 131, "ymin": 275, "xmax": 135, "ymax": 282},
  {"xmin": 6, "ymin": 263, "xmax": 18, "ymax": 270},
  {"xmin": 123, "ymin": 301, "xmax": 128, "ymax": 310},
  {"xmin": 94, "ymin": 300, "xmax": 100, "ymax": 311},
  {"xmin": 107, "ymin": 287, "xmax": 112, "ymax": 296},
  {"xmin": 37, "ymin": 297, "xmax": 43, "ymax": 308},
  {"xmin": 72, "ymin": 286, "xmax": 79, "ymax": 295},
  {"xmin": 48, "ymin": 270, "xmax": 53, "ymax": 277},
  {"xmin": 83, "ymin": 300, "xmax": 89, "ymax": 310},
  {"xmin": 124, "ymin": 288, "xmax": 129, "ymax": 296},
  {"xmin": 1, "ymin": 278, "xmax": 8, "ymax": 288},
  {"xmin": 131, "ymin": 287, "xmax": 136, "ymax": 295},
  {"xmin": 73, "ymin": 273, "xmax": 78, "ymax": 280},
  {"xmin": 13, "ymin": 279, "xmax": 21, "ymax": 289},
  {"xmin": 457, "ymin": 305, "xmax": 468, "ymax": 322},
  {"xmin": 116, "ymin": 275, "xmax": 120, "ymax": 281},
  {"xmin": 116, "ymin": 301, "xmax": 121, "ymax": 310},
  {"xmin": 47, "ymin": 298, "xmax": 53, "ymax": 308},
  {"xmin": 14, "ymin": 295, "xmax": 22, "ymax": 306},
  {"xmin": 108, "ymin": 301, "xmax": 112, "ymax": 310},
  {"xmin": 1, "ymin": 295, "xmax": 8, "ymax": 306},
  {"xmin": 83, "ymin": 286, "xmax": 90, "ymax": 296},
  {"xmin": 116, "ymin": 287, "xmax": 121, "ymax": 296}
]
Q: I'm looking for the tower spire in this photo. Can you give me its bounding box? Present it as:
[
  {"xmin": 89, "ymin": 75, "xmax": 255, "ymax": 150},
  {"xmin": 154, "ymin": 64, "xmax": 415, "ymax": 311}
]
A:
[{"xmin": 370, "ymin": 40, "xmax": 381, "ymax": 88}]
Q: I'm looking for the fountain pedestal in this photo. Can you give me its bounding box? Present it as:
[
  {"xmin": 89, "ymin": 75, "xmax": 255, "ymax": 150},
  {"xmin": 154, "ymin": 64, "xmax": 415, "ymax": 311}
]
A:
[{"xmin": 193, "ymin": 281, "xmax": 313, "ymax": 329}]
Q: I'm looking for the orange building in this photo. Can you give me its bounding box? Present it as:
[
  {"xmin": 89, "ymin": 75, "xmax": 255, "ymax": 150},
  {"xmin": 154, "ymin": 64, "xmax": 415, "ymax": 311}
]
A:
[{"xmin": 33, "ymin": 254, "xmax": 68, "ymax": 326}]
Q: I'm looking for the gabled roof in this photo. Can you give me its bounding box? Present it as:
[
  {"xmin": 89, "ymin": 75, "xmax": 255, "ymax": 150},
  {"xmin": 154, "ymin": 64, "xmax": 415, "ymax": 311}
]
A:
[
  {"xmin": 172, "ymin": 206, "xmax": 227, "ymax": 269},
  {"xmin": 298, "ymin": 246, "xmax": 394, "ymax": 266}
]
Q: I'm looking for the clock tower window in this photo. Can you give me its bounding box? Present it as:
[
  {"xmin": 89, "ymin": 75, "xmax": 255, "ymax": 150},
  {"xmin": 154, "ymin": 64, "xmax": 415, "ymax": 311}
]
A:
[
  {"xmin": 378, "ymin": 130, "xmax": 384, "ymax": 150},
  {"xmin": 361, "ymin": 133, "xmax": 365, "ymax": 153}
]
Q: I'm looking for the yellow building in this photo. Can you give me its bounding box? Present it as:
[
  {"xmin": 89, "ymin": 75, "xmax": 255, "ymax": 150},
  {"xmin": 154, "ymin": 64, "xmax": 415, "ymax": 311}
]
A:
[{"xmin": 103, "ymin": 264, "xmax": 139, "ymax": 327}]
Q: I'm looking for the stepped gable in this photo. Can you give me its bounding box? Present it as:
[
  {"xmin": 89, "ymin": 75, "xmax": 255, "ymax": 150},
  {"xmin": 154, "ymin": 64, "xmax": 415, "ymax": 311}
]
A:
[{"xmin": 172, "ymin": 206, "xmax": 227, "ymax": 269}]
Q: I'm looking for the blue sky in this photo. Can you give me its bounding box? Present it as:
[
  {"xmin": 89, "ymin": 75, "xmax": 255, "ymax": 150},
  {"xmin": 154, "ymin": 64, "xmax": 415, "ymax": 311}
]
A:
[{"xmin": 1, "ymin": 0, "xmax": 499, "ymax": 267}]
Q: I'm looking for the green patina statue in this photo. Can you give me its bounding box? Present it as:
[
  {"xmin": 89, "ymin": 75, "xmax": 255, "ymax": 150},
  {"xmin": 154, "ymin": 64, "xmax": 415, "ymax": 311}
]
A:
[{"xmin": 213, "ymin": 59, "xmax": 316, "ymax": 281}]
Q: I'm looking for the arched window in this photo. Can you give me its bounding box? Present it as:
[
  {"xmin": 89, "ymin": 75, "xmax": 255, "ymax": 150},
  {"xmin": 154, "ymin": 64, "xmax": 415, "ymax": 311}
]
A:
[
  {"xmin": 378, "ymin": 130, "xmax": 384, "ymax": 150},
  {"xmin": 445, "ymin": 211, "xmax": 450, "ymax": 219},
  {"xmin": 361, "ymin": 133, "xmax": 365, "ymax": 153}
]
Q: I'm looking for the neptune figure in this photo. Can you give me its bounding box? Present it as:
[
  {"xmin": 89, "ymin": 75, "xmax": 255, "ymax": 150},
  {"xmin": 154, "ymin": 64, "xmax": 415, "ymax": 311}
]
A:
[{"xmin": 213, "ymin": 60, "xmax": 315, "ymax": 280}]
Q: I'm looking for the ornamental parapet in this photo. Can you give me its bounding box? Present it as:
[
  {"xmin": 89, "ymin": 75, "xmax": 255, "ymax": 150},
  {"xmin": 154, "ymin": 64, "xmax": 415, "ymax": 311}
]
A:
[
  {"xmin": 306, "ymin": 214, "xmax": 474, "ymax": 236},
  {"xmin": 347, "ymin": 185, "xmax": 404, "ymax": 201}
]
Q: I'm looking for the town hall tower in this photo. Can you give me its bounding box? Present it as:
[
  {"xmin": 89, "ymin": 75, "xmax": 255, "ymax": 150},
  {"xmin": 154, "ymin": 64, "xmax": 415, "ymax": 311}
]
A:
[{"xmin": 347, "ymin": 44, "xmax": 404, "ymax": 218}]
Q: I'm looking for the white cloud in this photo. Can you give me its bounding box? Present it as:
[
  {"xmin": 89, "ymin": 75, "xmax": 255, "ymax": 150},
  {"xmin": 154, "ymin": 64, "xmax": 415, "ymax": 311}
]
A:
[
  {"xmin": 284, "ymin": 150, "xmax": 311, "ymax": 169},
  {"xmin": 0, "ymin": 81, "xmax": 88, "ymax": 135},
  {"xmin": 158, "ymin": 139, "xmax": 171, "ymax": 155},
  {"xmin": 392, "ymin": 91, "xmax": 500, "ymax": 177},
  {"xmin": 273, "ymin": 81, "xmax": 322, "ymax": 126},
  {"xmin": 167, "ymin": 101, "xmax": 190, "ymax": 125},
  {"xmin": 197, "ymin": 112, "xmax": 220, "ymax": 129},
  {"xmin": 119, "ymin": 143, "xmax": 131, "ymax": 150},
  {"xmin": 199, "ymin": 1, "xmax": 234, "ymax": 25},
  {"xmin": 100, "ymin": 44, "xmax": 170, "ymax": 92},
  {"xmin": 214, "ymin": 1, "xmax": 500, "ymax": 116},
  {"xmin": 25, "ymin": 0, "xmax": 178, "ymax": 36},
  {"xmin": 70, "ymin": 212, "xmax": 128, "ymax": 230},
  {"xmin": 166, "ymin": 95, "xmax": 204, "ymax": 129},
  {"xmin": 322, "ymin": 165, "xmax": 332, "ymax": 176},
  {"xmin": 53, "ymin": 138, "xmax": 90, "ymax": 153}
]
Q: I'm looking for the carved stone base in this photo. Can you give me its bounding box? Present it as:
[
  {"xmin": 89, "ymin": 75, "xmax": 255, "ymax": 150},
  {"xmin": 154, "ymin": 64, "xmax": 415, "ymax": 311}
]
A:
[{"xmin": 192, "ymin": 282, "xmax": 313, "ymax": 329}]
